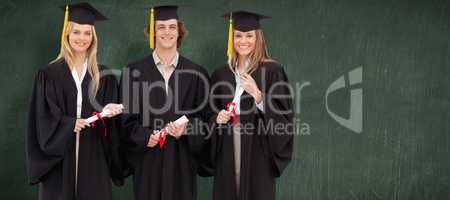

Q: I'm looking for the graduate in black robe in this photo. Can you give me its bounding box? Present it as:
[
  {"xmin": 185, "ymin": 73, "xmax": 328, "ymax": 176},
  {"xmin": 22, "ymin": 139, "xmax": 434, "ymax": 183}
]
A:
[
  {"xmin": 207, "ymin": 11, "xmax": 294, "ymax": 200},
  {"xmin": 119, "ymin": 5, "xmax": 210, "ymax": 200},
  {"xmin": 26, "ymin": 3, "xmax": 124, "ymax": 200}
]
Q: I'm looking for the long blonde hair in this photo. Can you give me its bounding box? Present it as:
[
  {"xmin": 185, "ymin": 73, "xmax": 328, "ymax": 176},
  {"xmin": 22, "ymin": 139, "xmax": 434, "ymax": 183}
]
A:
[
  {"xmin": 51, "ymin": 21, "xmax": 100, "ymax": 95},
  {"xmin": 228, "ymin": 29, "xmax": 273, "ymax": 74}
]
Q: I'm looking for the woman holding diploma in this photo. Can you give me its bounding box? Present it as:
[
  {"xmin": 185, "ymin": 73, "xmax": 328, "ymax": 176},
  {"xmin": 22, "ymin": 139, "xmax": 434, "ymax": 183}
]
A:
[
  {"xmin": 26, "ymin": 3, "xmax": 124, "ymax": 200},
  {"xmin": 208, "ymin": 11, "xmax": 294, "ymax": 200}
]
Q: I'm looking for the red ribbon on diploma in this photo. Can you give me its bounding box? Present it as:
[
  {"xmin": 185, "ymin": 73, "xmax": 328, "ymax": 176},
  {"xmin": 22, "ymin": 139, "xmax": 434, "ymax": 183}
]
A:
[
  {"xmin": 158, "ymin": 127, "xmax": 168, "ymax": 149},
  {"xmin": 90, "ymin": 112, "xmax": 108, "ymax": 138},
  {"xmin": 226, "ymin": 102, "xmax": 238, "ymax": 124}
]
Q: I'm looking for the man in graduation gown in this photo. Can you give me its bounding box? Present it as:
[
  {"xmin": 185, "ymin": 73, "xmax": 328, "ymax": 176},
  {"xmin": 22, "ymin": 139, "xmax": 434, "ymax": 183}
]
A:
[
  {"xmin": 119, "ymin": 5, "xmax": 210, "ymax": 200},
  {"xmin": 26, "ymin": 3, "xmax": 124, "ymax": 200}
]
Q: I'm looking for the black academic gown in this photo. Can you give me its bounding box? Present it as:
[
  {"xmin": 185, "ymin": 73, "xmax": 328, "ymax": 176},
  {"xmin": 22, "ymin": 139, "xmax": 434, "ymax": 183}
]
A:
[
  {"xmin": 208, "ymin": 61, "xmax": 294, "ymax": 200},
  {"xmin": 26, "ymin": 59, "xmax": 124, "ymax": 200},
  {"xmin": 120, "ymin": 54, "xmax": 210, "ymax": 200}
]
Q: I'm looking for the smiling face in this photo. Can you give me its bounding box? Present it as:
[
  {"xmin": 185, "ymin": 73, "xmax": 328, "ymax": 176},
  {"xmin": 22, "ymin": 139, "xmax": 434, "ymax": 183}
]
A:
[
  {"xmin": 155, "ymin": 19, "xmax": 179, "ymax": 50},
  {"xmin": 233, "ymin": 30, "xmax": 257, "ymax": 57},
  {"xmin": 68, "ymin": 22, "xmax": 93, "ymax": 54}
]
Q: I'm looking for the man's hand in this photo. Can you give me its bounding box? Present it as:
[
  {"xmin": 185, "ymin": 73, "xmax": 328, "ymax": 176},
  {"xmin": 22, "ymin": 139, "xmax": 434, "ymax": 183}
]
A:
[
  {"xmin": 147, "ymin": 130, "xmax": 160, "ymax": 148},
  {"xmin": 167, "ymin": 122, "xmax": 188, "ymax": 139}
]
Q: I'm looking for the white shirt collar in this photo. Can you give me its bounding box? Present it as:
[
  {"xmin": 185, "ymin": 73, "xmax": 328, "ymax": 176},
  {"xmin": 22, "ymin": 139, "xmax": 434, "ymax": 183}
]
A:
[
  {"xmin": 234, "ymin": 59, "xmax": 251, "ymax": 75},
  {"xmin": 152, "ymin": 51, "xmax": 179, "ymax": 68},
  {"xmin": 71, "ymin": 61, "xmax": 88, "ymax": 84}
]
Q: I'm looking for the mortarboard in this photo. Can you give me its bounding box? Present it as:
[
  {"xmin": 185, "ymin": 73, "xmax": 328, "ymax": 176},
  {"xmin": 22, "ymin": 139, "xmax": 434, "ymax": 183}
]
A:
[
  {"xmin": 61, "ymin": 2, "xmax": 107, "ymax": 25},
  {"xmin": 59, "ymin": 2, "xmax": 107, "ymax": 49},
  {"xmin": 148, "ymin": 5, "xmax": 182, "ymax": 49},
  {"xmin": 223, "ymin": 10, "xmax": 270, "ymax": 59}
]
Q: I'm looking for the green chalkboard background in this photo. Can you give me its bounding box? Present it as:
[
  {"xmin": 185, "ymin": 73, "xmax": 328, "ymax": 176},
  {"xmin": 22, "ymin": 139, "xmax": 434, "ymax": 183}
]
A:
[{"xmin": 0, "ymin": 0, "xmax": 449, "ymax": 199}]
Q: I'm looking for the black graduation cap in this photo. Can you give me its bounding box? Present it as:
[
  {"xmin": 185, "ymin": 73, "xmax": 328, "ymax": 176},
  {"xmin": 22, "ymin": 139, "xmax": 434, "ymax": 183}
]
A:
[
  {"xmin": 147, "ymin": 5, "xmax": 183, "ymax": 49},
  {"xmin": 61, "ymin": 2, "xmax": 107, "ymax": 25},
  {"xmin": 224, "ymin": 10, "xmax": 270, "ymax": 32},
  {"xmin": 153, "ymin": 5, "xmax": 179, "ymax": 20},
  {"xmin": 224, "ymin": 10, "xmax": 270, "ymax": 58}
]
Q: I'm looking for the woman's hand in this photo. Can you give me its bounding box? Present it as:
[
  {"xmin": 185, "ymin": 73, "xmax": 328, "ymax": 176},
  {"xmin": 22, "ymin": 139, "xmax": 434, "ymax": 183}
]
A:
[
  {"xmin": 216, "ymin": 109, "xmax": 232, "ymax": 124},
  {"xmin": 103, "ymin": 103, "xmax": 123, "ymax": 118},
  {"xmin": 74, "ymin": 118, "xmax": 88, "ymax": 133},
  {"xmin": 240, "ymin": 73, "xmax": 263, "ymax": 103}
]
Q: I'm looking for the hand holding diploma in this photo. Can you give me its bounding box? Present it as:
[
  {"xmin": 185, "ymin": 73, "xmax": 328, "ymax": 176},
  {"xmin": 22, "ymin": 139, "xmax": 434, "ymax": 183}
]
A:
[
  {"xmin": 103, "ymin": 103, "xmax": 124, "ymax": 118},
  {"xmin": 81, "ymin": 104, "xmax": 124, "ymax": 138},
  {"xmin": 150, "ymin": 115, "xmax": 189, "ymax": 149},
  {"xmin": 216, "ymin": 109, "xmax": 232, "ymax": 124},
  {"xmin": 74, "ymin": 118, "xmax": 89, "ymax": 133},
  {"xmin": 216, "ymin": 85, "xmax": 243, "ymax": 124},
  {"xmin": 85, "ymin": 104, "xmax": 124, "ymax": 124},
  {"xmin": 167, "ymin": 121, "xmax": 188, "ymax": 139},
  {"xmin": 147, "ymin": 131, "xmax": 159, "ymax": 148}
]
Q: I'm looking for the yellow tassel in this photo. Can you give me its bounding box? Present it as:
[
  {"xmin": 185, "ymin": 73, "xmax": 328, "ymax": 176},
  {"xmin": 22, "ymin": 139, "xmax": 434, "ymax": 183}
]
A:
[
  {"xmin": 227, "ymin": 13, "xmax": 233, "ymax": 60},
  {"xmin": 149, "ymin": 8, "xmax": 155, "ymax": 49},
  {"xmin": 60, "ymin": 5, "xmax": 69, "ymax": 49}
]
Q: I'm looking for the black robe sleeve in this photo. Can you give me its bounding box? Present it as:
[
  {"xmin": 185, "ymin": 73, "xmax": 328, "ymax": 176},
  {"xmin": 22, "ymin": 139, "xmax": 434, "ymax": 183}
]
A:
[
  {"xmin": 183, "ymin": 67, "xmax": 210, "ymax": 151},
  {"xmin": 119, "ymin": 67, "xmax": 151, "ymax": 153},
  {"xmin": 98, "ymin": 68, "xmax": 125, "ymax": 186},
  {"xmin": 201, "ymin": 68, "xmax": 225, "ymax": 176},
  {"xmin": 26, "ymin": 69, "xmax": 76, "ymax": 184},
  {"xmin": 260, "ymin": 64, "xmax": 294, "ymax": 177},
  {"xmin": 181, "ymin": 67, "xmax": 213, "ymax": 177}
]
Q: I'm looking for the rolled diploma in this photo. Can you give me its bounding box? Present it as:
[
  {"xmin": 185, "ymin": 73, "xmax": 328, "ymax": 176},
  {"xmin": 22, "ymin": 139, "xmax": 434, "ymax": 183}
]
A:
[
  {"xmin": 154, "ymin": 115, "xmax": 189, "ymax": 138},
  {"xmin": 85, "ymin": 104, "xmax": 124, "ymax": 124},
  {"xmin": 227, "ymin": 87, "xmax": 244, "ymax": 113}
]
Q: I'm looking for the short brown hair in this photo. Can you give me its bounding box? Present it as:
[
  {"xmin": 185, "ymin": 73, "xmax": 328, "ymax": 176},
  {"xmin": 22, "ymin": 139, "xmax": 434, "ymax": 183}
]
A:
[{"xmin": 144, "ymin": 20, "xmax": 188, "ymax": 48}]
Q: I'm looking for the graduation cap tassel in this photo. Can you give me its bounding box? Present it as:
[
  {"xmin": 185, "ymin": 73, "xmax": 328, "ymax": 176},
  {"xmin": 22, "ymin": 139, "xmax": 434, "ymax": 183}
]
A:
[
  {"xmin": 227, "ymin": 13, "xmax": 233, "ymax": 60},
  {"xmin": 60, "ymin": 4, "xmax": 69, "ymax": 49},
  {"xmin": 149, "ymin": 8, "xmax": 155, "ymax": 49}
]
